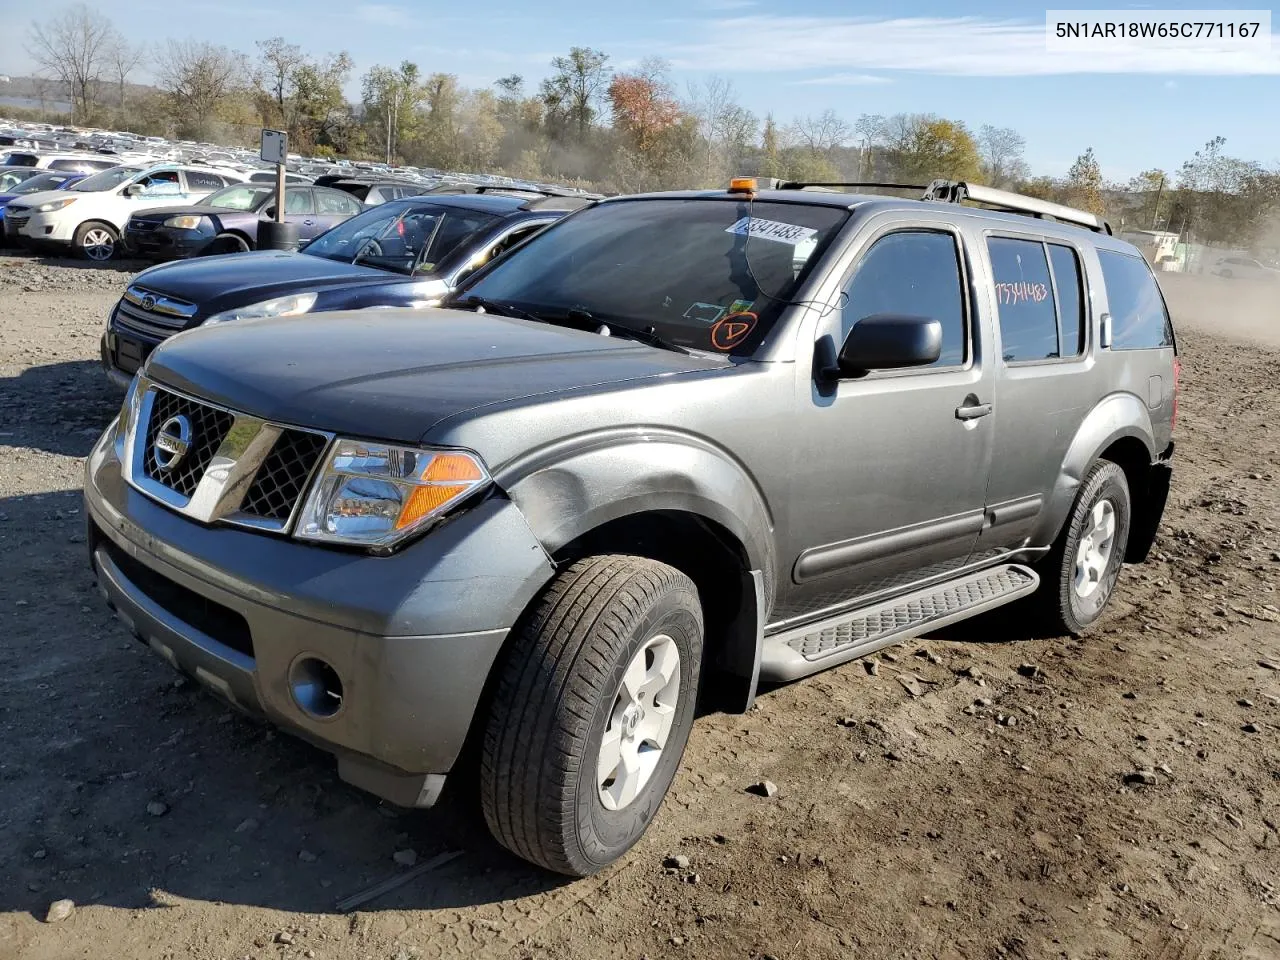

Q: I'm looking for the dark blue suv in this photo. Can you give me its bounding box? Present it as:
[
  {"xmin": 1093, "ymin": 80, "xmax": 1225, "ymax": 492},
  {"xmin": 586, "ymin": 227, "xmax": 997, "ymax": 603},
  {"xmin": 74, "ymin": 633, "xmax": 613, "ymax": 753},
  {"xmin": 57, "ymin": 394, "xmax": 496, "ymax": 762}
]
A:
[{"xmin": 101, "ymin": 189, "xmax": 597, "ymax": 387}]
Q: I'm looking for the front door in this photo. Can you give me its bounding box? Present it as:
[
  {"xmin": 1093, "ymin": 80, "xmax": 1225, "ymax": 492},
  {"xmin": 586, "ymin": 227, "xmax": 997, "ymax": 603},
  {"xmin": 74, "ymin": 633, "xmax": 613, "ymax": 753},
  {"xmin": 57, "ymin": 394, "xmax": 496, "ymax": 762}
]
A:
[{"xmin": 777, "ymin": 219, "xmax": 996, "ymax": 628}]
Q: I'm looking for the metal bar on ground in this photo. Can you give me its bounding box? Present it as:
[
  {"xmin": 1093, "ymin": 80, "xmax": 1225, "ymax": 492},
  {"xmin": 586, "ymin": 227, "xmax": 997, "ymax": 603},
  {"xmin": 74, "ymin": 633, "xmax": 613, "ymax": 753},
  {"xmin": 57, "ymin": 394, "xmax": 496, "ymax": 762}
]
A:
[{"xmin": 334, "ymin": 849, "xmax": 465, "ymax": 913}]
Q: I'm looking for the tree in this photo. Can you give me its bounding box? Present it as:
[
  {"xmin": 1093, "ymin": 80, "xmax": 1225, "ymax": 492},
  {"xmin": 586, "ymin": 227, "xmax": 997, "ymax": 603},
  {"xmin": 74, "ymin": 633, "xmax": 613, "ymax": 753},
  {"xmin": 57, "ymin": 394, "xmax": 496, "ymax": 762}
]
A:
[
  {"xmin": 760, "ymin": 114, "xmax": 781, "ymax": 179},
  {"xmin": 290, "ymin": 52, "xmax": 355, "ymax": 151},
  {"xmin": 608, "ymin": 58, "xmax": 680, "ymax": 157},
  {"xmin": 540, "ymin": 47, "xmax": 610, "ymax": 141},
  {"xmin": 977, "ymin": 125, "xmax": 1029, "ymax": 188},
  {"xmin": 1126, "ymin": 169, "xmax": 1168, "ymax": 230},
  {"xmin": 1170, "ymin": 136, "xmax": 1280, "ymax": 246},
  {"xmin": 882, "ymin": 114, "xmax": 981, "ymax": 182},
  {"xmin": 684, "ymin": 75, "xmax": 755, "ymax": 186},
  {"xmin": 789, "ymin": 109, "xmax": 851, "ymax": 154},
  {"xmin": 1064, "ymin": 147, "xmax": 1105, "ymax": 215},
  {"xmin": 416, "ymin": 72, "xmax": 461, "ymax": 168},
  {"xmin": 26, "ymin": 5, "xmax": 118, "ymax": 122},
  {"xmin": 105, "ymin": 37, "xmax": 144, "ymax": 111},
  {"xmin": 155, "ymin": 40, "xmax": 247, "ymax": 140},
  {"xmin": 253, "ymin": 37, "xmax": 304, "ymax": 129},
  {"xmin": 361, "ymin": 61, "xmax": 423, "ymax": 163}
]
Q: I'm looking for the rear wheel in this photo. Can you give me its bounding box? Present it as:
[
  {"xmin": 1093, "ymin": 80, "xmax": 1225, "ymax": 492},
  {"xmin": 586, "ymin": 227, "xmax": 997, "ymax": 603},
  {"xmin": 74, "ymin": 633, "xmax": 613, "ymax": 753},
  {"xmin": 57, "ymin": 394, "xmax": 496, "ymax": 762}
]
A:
[
  {"xmin": 75, "ymin": 222, "xmax": 119, "ymax": 261},
  {"xmin": 480, "ymin": 555, "xmax": 703, "ymax": 876},
  {"xmin": 1035, "ymin": 460, "xmax": 1132, "ymax": 635}
]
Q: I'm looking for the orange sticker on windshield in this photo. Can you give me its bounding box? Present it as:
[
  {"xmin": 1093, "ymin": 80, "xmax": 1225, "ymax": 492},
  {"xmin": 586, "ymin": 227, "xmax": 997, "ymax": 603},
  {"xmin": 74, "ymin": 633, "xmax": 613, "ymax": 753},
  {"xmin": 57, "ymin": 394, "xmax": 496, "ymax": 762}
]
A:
[{"xmin": 710, "ymin": 312, "xmax": 757, "ymax": 351}]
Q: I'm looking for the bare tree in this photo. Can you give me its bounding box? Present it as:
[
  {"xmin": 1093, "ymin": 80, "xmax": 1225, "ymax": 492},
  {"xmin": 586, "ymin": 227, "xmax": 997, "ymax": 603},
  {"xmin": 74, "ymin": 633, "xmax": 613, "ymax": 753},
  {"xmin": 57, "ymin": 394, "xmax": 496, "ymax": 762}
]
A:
[
  {"xmin": 684, "ymin": 75, "xmax": 755, "ymax": 185},
  {"xmin": 977, "ymin": 125, "xmax": 1029, "ymax": 188},
  {"xmin": 254, "ymin": 37, "xmax": 304, "ymax": 129},
  {"xmin": 155, "ymin": 40, "xmax": 247, "ymax": 139},
  {"xmin": 789, "ymin": 109, "xmax": 852, "ymax": 153},
  {"xmin": 107, "ymin": 37, "xmax": 145, "ymax": 111},
  {"xmin": 26, "ymin": 4, "xmax": 118, "ymax": 122}
]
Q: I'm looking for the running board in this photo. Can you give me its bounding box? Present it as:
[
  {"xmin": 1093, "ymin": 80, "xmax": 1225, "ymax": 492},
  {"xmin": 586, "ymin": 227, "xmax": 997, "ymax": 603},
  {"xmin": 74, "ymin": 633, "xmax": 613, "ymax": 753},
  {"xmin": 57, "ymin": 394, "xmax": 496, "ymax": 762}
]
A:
[{"xmin": 759, "ymin": 564, "xmax": 1039, "ymax": 683}]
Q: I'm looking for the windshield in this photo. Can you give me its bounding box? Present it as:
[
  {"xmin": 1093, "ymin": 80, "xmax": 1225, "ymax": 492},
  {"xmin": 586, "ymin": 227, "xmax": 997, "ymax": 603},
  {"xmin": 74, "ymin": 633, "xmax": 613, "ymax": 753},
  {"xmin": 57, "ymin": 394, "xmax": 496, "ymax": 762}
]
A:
[
  {"xmin": 456, "ymin": 198, "xmax": 849, "ymax": 355},
  {"xmin": 302, "ymin": 200, "xmax": 500, "ymax": 275},
  {"xmin": 72, "ymin": 166, "xmax": 143, "ymax": 192},
  {"xmin": 0, "ymin": 169, "xmax": 41, "ymax": 192},
  {"xmin": 11, "ymin": 172, "xmax": 76, "ymax": 194},
  {"xmin": 205, "ymin": 183, "xmax": 274, "ymax": 210}
]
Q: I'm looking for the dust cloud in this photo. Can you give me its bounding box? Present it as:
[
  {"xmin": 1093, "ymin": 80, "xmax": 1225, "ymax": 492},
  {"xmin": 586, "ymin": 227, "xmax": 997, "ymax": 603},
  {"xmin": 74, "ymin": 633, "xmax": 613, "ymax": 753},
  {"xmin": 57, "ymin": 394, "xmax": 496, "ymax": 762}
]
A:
[{"xmin": 1158, "ymin": 273, "xmax": 1280, "ymax": 349}]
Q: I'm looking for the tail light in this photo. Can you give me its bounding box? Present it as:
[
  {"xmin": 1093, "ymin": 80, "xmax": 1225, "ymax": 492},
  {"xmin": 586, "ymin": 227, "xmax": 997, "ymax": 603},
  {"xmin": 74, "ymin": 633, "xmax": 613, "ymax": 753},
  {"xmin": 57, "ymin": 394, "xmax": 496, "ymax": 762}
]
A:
[{"xmin": 1171, "ymin": 356, "xmax": 1181, "ymax": 431}]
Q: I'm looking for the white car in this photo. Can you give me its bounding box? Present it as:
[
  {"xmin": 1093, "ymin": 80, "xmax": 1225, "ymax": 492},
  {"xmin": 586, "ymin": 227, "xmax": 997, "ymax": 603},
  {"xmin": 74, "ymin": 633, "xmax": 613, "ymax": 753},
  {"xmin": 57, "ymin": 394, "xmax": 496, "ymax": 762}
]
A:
[
  {"xmin": 1212, "ymin": 256, "xmax": 1280, "ymax": 281},
  {"xmin": 4, "ymin": 163, "xmax": 246, "ymax": 261}
]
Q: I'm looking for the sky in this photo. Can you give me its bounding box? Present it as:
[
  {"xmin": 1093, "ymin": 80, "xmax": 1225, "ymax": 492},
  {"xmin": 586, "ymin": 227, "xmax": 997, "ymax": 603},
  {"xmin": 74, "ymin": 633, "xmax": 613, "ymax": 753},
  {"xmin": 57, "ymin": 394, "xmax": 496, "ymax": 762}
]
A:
[{"xmin": 2, "ymin": 0, "xmax": 1279, "ymax": 180}]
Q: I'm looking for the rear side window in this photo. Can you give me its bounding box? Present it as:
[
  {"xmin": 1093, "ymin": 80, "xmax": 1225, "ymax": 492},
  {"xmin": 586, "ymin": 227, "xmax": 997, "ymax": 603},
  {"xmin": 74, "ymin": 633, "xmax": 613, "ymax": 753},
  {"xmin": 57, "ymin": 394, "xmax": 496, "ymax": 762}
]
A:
[
  {"xmin": 1098, "ymin": 250, "xmax": 1174, "ymax": 349},
  {"xmin": 185, "ymin": 170, "xmax": 224, "ymax": 192},
  {"xmin": 842, "ymin": 231, "xmax": 968, "ymax": 367},
  {"xmin": 987, "ymin": 237, "xmax": 1087, "ymax": 362},
  {"xmin": 284, "ymin": 189, "xmax": 314, "ymax": 215}
]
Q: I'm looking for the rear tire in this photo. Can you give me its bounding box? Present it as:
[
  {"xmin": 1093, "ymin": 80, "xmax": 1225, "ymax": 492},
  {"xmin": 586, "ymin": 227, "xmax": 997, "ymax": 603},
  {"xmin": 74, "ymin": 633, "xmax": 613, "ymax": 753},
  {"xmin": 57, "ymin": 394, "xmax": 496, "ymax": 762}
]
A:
[
  {"xmin": 480, "ymin": 555, "xmax": 703, "ymax": 877},
  {"xmin": 74, "ymin": 222, "xmax": 119, "ymax": 262},
  {"xmin": 1035, "ymin": 460, "xmax": 1132, "ymax": 636}
]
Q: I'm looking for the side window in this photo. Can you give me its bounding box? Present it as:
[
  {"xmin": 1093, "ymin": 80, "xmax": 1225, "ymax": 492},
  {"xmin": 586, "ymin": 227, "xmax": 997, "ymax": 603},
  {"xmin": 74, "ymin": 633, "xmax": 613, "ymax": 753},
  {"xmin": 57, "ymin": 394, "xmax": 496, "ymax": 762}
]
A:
[
  {"xmin": 987, "ymin": 237, "xmax": 1058, "ymax": 362},
  {"xmin": 493, "ymin": 223, "xmax": 546, "ymax": 258},
  {"xmin": 1098, "ymin": 250, "xmax": 1174, "ymax": 350},
  {"xmin": 316, "ymin": 190, "xmax": 353, "ymax": 215},
  {"xmin": 184, "ymin": 170, "xmax": 223, "ymax": 193},
  {"xmin": 341, "ymin": 194, "xmax": 365, "ymax": 215},
  {"xmin": 842, "ymin": 231, "xmax": 967, "ymax": 367},
  {"xmin": 138, "ymin": 170, "xmax": 180, "ymax": 196},
  {"xmin": 284, "ymin": 189, "xmax": 314, "ymax": 215},
  {"xmin": 1047, "ymin": 244, "xmax": 1085, "ymax": 357}
]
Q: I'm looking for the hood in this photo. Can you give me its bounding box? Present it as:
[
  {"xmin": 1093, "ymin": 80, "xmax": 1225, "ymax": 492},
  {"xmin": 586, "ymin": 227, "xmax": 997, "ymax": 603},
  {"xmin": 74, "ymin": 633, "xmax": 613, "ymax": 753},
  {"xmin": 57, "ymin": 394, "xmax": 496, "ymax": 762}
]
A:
[
  {"xmin": 144, "ymin": 307, "xmax": 726, "ymax": 442},
  {"xmin": 4, "ymin": 189, "xmax": 71, "ymax": 211},
  {"xmin": 132, "ymin": 250, "xmax": 395, "ymax": 306},
  {"xmin": 132, "ymin": 203, "xmax": 249, "ymax": 221}
]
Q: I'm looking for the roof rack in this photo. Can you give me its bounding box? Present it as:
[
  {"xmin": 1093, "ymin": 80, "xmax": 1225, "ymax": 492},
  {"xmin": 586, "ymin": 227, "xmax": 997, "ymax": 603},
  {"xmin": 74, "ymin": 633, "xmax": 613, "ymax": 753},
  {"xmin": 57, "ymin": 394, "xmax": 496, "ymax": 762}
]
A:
[
  {"xmin": 425, "ymin": 183, "xmax": 603, "ymax": 201},
  {"xmin": 923, "ymin": 179, "xmax": 1112, "ymax": 235},
  {"xmin": 775, "ymin": 180, "xmax": 930, "ymax": 194},
  {"xmin": 519, "ymin": 194, "xmax": 598, "ymax": 212}
]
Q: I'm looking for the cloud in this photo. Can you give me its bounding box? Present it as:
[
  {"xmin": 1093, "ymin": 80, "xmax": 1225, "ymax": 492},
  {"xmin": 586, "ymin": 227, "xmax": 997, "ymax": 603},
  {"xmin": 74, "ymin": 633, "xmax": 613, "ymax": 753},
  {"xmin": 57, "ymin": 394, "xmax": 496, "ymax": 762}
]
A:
[
  {"xmin": 355, "ymin": 4, "xmax": 411, "ymax": 26},
  {"xmin": 668, "ymin": 15, "xmax": 1280, "ymax": 76},
  {"xmin": 790, "ymin": 73, "xmax": 893, "ymax": 86}
]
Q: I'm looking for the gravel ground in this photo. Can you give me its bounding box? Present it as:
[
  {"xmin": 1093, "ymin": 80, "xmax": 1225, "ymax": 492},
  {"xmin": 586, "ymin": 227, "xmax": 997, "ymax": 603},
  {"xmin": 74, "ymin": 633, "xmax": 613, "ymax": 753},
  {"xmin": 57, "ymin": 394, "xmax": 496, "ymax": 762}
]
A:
[{"xmin": 0, "ymin": 252, "xmax": 1277, "ymax": 960}]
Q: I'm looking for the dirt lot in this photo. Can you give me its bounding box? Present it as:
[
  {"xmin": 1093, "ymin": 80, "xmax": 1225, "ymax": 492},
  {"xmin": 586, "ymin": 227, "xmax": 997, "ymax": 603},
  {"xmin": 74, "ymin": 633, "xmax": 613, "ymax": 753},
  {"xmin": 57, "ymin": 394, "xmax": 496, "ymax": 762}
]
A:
[{"xmin": 0, "ymin": 253, "xmax": 1277, "ymax": 960}]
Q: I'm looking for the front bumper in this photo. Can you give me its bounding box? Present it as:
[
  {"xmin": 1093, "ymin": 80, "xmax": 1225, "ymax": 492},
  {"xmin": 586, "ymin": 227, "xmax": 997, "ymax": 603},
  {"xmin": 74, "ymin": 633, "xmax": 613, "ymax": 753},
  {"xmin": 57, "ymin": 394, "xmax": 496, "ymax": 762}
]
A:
[
  {"xmin": 84, "ymin": 420, "xmax": 555, "ymax": 806},
  {"xmin": 125, "ymin": 225, "xmax": 210, "ymax": 259},
  {"xmin": 12, "ymin": 209, "xmax": 75, "ymax": 244}
]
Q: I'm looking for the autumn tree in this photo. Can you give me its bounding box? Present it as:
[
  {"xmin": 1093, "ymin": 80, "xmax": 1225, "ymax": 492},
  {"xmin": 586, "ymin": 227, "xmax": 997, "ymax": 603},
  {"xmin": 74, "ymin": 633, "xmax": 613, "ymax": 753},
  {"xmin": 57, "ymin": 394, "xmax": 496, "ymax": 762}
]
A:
[
  {"xmin": 254, "ymin": 38, "xmax": 354, "ymax": 151},
  {"xmin": 608, "ymin": 59, "xmax": 680, "ymax": 156},
  {"xmin": 26, "ymin": 4, "xmax": 119, "ymax": 122},
  {"xmin": 883, "ymin": 114, "xmax": 981, "ymax": 182},
  {"xmin": 1170, "ymin": 136, "xmax": 1280, "ymax": 246},
  {"xmin": 1063, "ymin": 147, "xmax": 1105, "ymax": 215}
]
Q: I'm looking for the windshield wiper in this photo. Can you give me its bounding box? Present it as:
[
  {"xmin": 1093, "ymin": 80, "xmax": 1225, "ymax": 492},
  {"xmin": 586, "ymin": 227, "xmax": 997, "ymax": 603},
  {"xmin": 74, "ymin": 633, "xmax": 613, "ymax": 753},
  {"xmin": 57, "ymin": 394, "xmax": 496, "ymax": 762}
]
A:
[
  {"xmin": 564, "ymin": 308, "xmax": 693, "ymax": 356},
  {"xmin": 453, "ymin": 296, "xmax": 544, "ymax": 324}
]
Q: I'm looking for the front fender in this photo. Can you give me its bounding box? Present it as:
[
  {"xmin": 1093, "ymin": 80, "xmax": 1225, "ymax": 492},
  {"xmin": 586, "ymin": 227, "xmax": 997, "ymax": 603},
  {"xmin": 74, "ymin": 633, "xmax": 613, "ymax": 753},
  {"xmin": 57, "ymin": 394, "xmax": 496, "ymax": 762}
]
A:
[
  {"xmin": 1031, "ymin": 391, "xmax": 1156, "ymax": 546},
  {"xmin": 495, "ymin": 428, "xmax": 777, "ymax": 597}
]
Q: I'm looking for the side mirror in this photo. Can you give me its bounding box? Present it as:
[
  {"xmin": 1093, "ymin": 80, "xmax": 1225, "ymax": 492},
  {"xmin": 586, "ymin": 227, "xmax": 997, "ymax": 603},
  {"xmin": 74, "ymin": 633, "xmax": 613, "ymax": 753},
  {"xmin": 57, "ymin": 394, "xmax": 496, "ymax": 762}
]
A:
[
  {"xmin": 124, "ymin": 183, "xmax": 143, "ymax": 196},
  {"xmin": 835, "ymin": 314, "xmax": 942, "ymax": 377}
]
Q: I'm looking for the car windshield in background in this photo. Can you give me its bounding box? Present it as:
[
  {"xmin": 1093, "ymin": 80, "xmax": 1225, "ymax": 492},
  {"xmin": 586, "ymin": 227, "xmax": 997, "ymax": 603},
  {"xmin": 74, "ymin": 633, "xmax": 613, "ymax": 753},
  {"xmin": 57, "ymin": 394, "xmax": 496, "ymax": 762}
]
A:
[
  {"xmin": 11, "ymin": 173, "xmax": 77, "ymax": 194},
  {"xmin": 0, "ymin": 169, "xmax": 43, "ymax": 192},
  {"xmin": 71, "ymin": 166, "xmax": 143, "ymax": 192},
  {"xmin": 205, "ymin": 183, "xmax": 275, "ymax": 210},
  {"xmin": 302, "ymin": 201, "xmax": 500, "ymax": 275},
  {"xmin": 458, "ymin": 198, "xmax": 849, "ymax": 355}
]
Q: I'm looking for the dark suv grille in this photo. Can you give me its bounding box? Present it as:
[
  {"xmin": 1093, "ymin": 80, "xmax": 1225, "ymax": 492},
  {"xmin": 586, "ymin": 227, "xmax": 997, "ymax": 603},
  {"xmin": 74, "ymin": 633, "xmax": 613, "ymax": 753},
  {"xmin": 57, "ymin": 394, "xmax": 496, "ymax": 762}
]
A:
[
  {"xmin": 143, "ymin": 389, "xmax": 235, "ymax": 498},
  {"xmin": 239, "ymin": 429, "xmax": 330, "ymax": 522}
]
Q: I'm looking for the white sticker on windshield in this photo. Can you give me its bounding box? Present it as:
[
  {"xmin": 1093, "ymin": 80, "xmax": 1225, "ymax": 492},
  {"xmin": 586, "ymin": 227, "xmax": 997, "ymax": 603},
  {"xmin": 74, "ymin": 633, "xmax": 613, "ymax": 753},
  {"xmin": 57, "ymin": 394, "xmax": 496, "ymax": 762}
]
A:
[{"xmin": 725, "ymin": 216, "xmax": 817, "ymax": 246}]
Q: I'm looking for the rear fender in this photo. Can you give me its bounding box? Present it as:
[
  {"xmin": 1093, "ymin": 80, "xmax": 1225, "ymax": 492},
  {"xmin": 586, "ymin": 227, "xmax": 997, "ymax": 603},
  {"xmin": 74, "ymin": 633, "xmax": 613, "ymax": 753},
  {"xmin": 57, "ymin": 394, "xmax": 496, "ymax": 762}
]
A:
[{"xmin": 1031, "ymin": 392, "xmax": 1156, "ymax": 548}]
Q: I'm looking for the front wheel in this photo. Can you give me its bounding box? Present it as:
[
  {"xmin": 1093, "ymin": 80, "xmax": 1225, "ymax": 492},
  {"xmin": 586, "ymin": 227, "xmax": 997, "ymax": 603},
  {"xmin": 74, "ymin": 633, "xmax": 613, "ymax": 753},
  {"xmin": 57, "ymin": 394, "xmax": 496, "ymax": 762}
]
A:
[
  {"xmin": 1035, "ymin": 460, "xmax": 1132, "ymax": 635},
  {"xmin": 74, "ymin": 222, "xmax": 120, "ymax": 262},
  {"xmin": 204, "ymin": 233, "xmax": 251, "ymax": 256},
  {"xmin": 480, "ymin": 555, "xmax": 703, "ymax": 876}
]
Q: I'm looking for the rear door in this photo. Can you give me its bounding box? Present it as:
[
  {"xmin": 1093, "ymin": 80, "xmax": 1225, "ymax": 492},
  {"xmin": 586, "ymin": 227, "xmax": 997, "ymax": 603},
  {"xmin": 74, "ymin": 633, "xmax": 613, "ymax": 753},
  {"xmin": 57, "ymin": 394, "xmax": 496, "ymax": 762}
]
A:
[
  {"xmin": 281, "ymin": 187, "xmax": 320, "ymax": 239},
  {"xmin": 181, "ymin": 169, "xmax": 225, "ymax": 200},
  {"xmin": 313, "ymin": 188, "xmax": 363, "ymax": 233},
  {"xmin": 972, "ymin": 230, "xmax": 1094, "ymax": 554}
]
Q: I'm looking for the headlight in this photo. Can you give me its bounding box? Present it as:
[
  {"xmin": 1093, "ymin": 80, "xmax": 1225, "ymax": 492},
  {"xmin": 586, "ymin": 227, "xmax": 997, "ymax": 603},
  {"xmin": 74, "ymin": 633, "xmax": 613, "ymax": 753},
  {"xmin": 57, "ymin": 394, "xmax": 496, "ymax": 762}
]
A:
[
  {"xmin": 204, "ymin": 292, "xmax": 318, "ymax": 326},
  {"xmin": 35, "ymin": 197, "xmax": 77, "ymax": 213},
  {"xmin": 164, "ymin": 215, "xmax": 203, "ymax": 229},
  {"xmin": 297, "ymin": 440, "xmax": 490, "ymax": 549}
]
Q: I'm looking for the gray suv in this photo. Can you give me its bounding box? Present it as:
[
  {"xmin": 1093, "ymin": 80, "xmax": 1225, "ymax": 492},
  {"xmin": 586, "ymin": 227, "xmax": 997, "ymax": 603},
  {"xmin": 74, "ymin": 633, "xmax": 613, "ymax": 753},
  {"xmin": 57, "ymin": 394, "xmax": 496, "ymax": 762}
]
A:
[{"xmin": 83, "ymin": 178, "xmax": 1178, "ymax": 877}]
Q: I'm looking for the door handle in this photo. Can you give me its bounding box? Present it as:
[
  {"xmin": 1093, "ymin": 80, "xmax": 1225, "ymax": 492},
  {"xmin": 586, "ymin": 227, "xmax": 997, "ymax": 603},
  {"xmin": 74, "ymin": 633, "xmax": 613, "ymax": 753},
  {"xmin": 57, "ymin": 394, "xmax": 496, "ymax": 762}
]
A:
[{"xmin": 955, "ymin": 396, "xmax": 992, "ymax": 421}]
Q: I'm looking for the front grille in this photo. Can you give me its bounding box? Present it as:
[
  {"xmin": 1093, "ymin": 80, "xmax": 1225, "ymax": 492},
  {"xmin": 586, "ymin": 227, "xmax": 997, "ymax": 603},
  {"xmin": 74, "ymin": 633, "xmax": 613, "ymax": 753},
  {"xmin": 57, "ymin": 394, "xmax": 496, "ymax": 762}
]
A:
[
  {"xmin": 239, "ymin": 429, "xmax": 329, "ymax": 522},
  {"xmin": 113, "ymin": 300, "xmax": 189, "ymax": 341},
  {"xmin": 128, "ymin": 219, "xmax": 161, "ymax": 232},
  {"xmin": 7, "ymin": 214, "xmax": 29, "ymax": 229},
  {"xmin": 142, "ymin": 389, "xmax": 235, "ymax": 498},
  {"xmin": 99, "ymin": 532, "xmax": 254, "ymax": 659}
]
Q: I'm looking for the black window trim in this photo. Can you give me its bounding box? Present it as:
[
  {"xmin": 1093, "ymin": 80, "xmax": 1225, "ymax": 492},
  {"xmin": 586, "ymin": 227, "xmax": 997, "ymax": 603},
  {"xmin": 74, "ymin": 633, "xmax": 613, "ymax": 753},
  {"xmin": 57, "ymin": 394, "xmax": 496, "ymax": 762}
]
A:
[
  {"xmin": 983, "ymin": 228, "xmax": 1092, "ymax": 368},
  {"xmin": 827, "ymin": 221, "xmax": 977, "ymax": 379}
]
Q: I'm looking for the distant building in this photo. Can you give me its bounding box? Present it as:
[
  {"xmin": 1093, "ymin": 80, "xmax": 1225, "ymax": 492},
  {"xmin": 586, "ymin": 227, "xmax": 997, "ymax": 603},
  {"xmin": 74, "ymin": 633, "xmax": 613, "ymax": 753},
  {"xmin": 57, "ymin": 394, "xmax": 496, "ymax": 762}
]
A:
[{"xmin": 0, "ymin": 76, "xmax": 11, "ymax": 84}]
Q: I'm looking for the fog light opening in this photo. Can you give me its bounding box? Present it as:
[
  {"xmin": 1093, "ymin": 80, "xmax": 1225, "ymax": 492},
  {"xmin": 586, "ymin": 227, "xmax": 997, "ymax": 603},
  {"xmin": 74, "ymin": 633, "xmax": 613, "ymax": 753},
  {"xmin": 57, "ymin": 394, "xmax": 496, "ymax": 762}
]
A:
[{"xmin": 290, "ymin": 657, "xmax": 344, "ymax": 719}]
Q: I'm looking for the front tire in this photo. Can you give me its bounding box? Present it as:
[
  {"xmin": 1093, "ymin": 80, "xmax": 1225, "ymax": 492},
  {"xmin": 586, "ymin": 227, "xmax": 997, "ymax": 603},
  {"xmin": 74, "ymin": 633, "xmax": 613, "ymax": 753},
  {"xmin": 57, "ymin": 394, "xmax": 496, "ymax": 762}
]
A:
[
  {"xmin": 1036, "ymin": 460, "xmax": 1132, "ymax": 635},
  {"xmin": 205, "ymin": 233, "xmax": 251, "ymax": 256},
  {"xmin": 74, "ymin": 222, "xmax": 120, "ymax": 262},
  {"xmin": 480, "ymin": 555, "xmax": 703, "ymax": 877}
]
